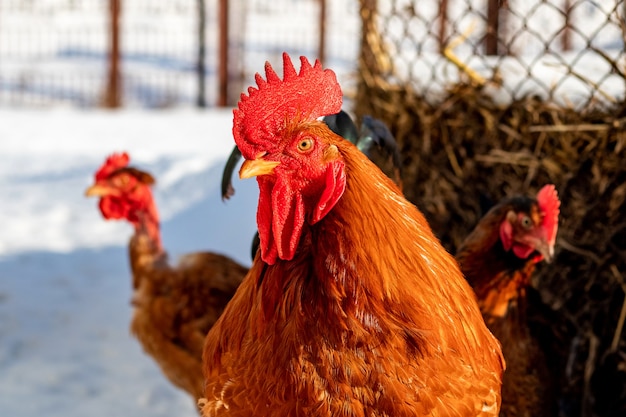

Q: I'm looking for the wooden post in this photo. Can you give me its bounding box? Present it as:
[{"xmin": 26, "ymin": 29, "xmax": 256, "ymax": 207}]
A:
[
  {"xmin": 485, "ymin": 0, "xmax": 499, "ymax": 55},
  {"xmin": 318, "ymin": 0, "xmax": 326, "ymax": 64},
  {"xmin": 104, "ymin": 0, "xmax": 122, "ymax": 108},
  {"xmin": 196, "ymin": 0, "xmax": 207, "ymax": 108},
  {"xmin": 438, "ymin": 0, "xmax": 449, "ymax": 52},
  {"xmin": 218, "ymin": 0, "xmax": 228, "ymax": 107},
  {"xmin": 561, "ymin": 0, "xmax": 572, "ymax": 51}
]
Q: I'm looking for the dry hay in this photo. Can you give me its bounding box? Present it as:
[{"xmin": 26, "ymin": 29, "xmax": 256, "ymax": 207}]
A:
[{"xmin": 354, "ymin": 80, "xmax": 626, "ymax": 417}]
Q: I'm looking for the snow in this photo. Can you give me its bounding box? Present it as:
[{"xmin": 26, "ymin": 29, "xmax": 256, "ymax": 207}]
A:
[{"xmin": 0, "ymin": 109, "xmax": 260, "ymax": 417}]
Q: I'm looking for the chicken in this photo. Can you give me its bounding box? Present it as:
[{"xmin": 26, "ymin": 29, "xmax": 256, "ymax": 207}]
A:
[
  {"xmin": 455, "ymin": 185, "xmax": 561, "ymax": 417},
  {"xmin": 85, "ymin": 152, "xmax": 247, "ymax": 403},
  {"xmin": 199, "ymin": 53, "xmax": 504, "ymax": 417},
  {"xmin": 221, "ymin": 109, "xmax": 404, "ymax": 260}
]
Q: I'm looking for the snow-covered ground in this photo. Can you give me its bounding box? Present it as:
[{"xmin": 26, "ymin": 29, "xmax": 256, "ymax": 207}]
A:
[{"xmin": 0, "ymin": 109, "xmax": 260, "ymax": 416}]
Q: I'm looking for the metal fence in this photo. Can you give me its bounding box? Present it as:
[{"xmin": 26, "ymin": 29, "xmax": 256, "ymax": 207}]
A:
[
  {"xmin": 0, "ymin": 0, "xmax": 360, "ymax": 108},
  {"xmin": 3, "ymin": 0, "xmax": 621, "ymax": 110},
  {"xmin": 360, "ymin": 0, "xmax": 626, "ymax": 112},
  {"xmin": 0, "ymin": 0, "xmax": 200, "ymax": 107}
]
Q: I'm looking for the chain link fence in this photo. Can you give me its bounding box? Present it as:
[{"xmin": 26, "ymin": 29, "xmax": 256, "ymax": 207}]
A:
[{"xmin": 360, "ymin": 0, "xmax": 625, "ymax": 112}]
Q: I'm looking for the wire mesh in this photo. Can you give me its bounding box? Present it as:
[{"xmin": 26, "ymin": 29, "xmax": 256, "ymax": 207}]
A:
[{"xmin": 362, "ymin": 0, "xmax": 625, "ymax": 112}]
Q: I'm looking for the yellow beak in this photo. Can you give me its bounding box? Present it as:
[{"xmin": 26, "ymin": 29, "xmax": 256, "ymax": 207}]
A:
[
  {"xmin": 85, "ymin": 184, "xmax": 116, "ymax": 197},
  {"xmin": 239, "ymin": 158, "xmax": 280, "ymax": 179}
]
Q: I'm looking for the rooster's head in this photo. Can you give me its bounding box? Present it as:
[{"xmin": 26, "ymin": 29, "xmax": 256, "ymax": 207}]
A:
[{"xmin": 233, "ymin": 53, "xmax": 346, "ymax": 265}]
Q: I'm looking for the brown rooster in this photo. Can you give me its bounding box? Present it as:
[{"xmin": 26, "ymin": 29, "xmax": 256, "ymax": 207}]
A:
[
  {"xmin": 456, "ymin": 185, "xmax": 561, "ymax": 417},
  {"xmin": 85, "ymin": 152, "xmax": 247, "ymax": 403},
  {"xmin": 220, "ymin": 109, "xmax": 404, "ymax": 261},
  {"xmin": 199, "ymin": 53, "xmax": 504, "ymax": 416}
]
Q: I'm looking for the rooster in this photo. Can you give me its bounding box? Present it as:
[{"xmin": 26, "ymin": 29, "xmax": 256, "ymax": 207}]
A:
[
  {"xmin": 455, "ymin": 185, "xmax": 561, "ymax": 417},
  {"xmin": 221, "ymin": 110, "xmax": 404, "ymax": 260},
  {"xmin": 199, "ymin": 53, "xmax": 504, "ymax": 417},
  {"xmin": 85, "ymin": 153, "xmax": 247, "ymax": 403}
]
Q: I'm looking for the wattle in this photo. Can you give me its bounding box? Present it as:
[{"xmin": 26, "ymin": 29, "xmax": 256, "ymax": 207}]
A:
[
  {"xmin": 512, "ymin": 243, "xmax": 534, "ymax": 260},
  {"xmin": 256, "ymin": 176, "xmax": 306, "ymax": 265}
]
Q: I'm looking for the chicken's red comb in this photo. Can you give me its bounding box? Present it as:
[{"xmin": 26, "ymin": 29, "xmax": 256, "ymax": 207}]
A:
[
  {"xmin": 537, "ymin": 184, "xmax": 560, "ymax": 245},
  {"xmin": 95, "ymin": 152, "xmax": 130, "ymax": 180},
  {"xmin": 233, "ymin": 53, "xmax": 343, "ymax": 159}
]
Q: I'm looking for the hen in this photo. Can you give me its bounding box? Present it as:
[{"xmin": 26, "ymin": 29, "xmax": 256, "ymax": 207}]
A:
[
  {"xmin": 199, "ymin": 53, "xmax": 504, "ymax": 417},
  {"xmin": 455, "ymin": 185, "xmax": 561, "ymax": 417},
  {"xmin": 85, "ymin": 153, "xmax": 247, "ymax": 402}
]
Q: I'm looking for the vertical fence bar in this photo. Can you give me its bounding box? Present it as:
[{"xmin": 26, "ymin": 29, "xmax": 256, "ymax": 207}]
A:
[
  {"xmin": 438, "ymin": 0, "xmax": 449, "ymax": 52},
  {"xmin": 104, "ymin": 0, "xmax": 122, "ymax": 108},
  {"xmin": 485, "ymin": 0, "xmax": 509, "ymax": 55},
  {"xmin": 318, "ymin": 0, "xmax": 326, "ymax": 64},
  {"xmin": 561, "ymin": 0, "xmax": 572, "ymax": 51},
  {"xmin": 196, "ymin": 0, "xmax": 207, "ymax": 107},
  {"xmin": 218, "ymin": 0, "xmax": 228, "ymax": 107},
  {"xmin": 485, "ymin": 0, "xmax": 499, "ymax": 55}
]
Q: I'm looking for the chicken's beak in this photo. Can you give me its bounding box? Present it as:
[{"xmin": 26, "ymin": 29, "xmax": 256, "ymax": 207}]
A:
[
  {"xmin": 85, "ymin": 184, "xmax": 116, "ymax": 197},
  {"xmin": 523, "ymin": 234, "xmax": 554, "ymax": 263},
  {"xmin": 239, "ymin": 157, "xmax": 280, "ymax": 179},
  {"xmin": 534, "ymin": 239, "xmax": 555, "ymax": 263}
]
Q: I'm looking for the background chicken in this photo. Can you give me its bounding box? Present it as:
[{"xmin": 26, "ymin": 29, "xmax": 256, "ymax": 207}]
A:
[
  {"xmin": 200, "ymin": 53, "xmax": 504, "ymax": 416},
  {"xmin": 455, "ymin": 185, "xmax": 561, "ymax": 417},
  {"xmin": 85, "ymin": 152, "xmax": 247, "ymax": 404}
]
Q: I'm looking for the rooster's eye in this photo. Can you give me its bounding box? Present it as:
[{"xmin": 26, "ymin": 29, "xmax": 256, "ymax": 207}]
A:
[
  {"xmin": 297, "ymin": 137, "xmax": 314, "ymax": 153},
  {"xmin": 521, "ymin": 216, "xmax": 533, "ymax": 229}
]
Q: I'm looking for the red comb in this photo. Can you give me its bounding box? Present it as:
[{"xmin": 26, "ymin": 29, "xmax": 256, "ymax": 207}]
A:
[
  {"xmin": 233, "ymin": 53, "xmax": 343, "ymax": 159},
  {"xmin": 537, "ymin": 184, "xmax": 560, "ymax": 245},
  {"xmin": 95, "ymin": 152, "xmax": 130, "ymax": 180}
]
